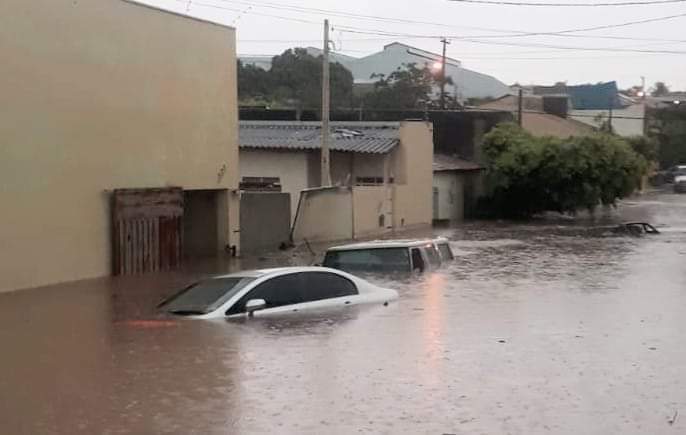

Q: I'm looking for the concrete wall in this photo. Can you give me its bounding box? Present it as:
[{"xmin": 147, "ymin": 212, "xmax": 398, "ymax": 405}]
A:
[
  {"xmin": 352, "ymin": 186, "xmax": 392, "ymax": 237},
  {"xmin": 569, "ymin": 104, "xmax": 645, "ymax": 137},
  {"xmin": 292, "ymin": 188, "xmax": 353, "ymax": 243},
  {"xmin": 0, "ymin": 0, "xmax": 239, "ymax": 292},
  {"xmin": 240, "ymin": 192, "xmax": 291, "ymax": 254},
  {"xmin": 392, "ymin": 121, "xmax": 434, "ymax": 229},
  {"xmin": 239, "ymin": 149, "xmax": 309, "ymax": 221},
  {"xmin": 433, "ymin": 172, "xmax": 465, "ymax": 221}
]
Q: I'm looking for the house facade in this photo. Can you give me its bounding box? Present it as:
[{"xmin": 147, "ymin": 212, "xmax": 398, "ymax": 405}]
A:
[
  {"xmin": 478, "ymin": 95, "xmax": 594, "ymax": 138},
  {"xmin": 532, "ymin": 81, "xmax": 645, "ymax": 137},
  {"xmin": 239, "ymin": 121, "xmax": 433, "ymax": 242},
  {"xmin": 432, "ymin": 155, "xmax": 483, "ymax": 222},
  {"xmin": 0, "ymin": 0, "xmax": 240, "ymax": 292}
]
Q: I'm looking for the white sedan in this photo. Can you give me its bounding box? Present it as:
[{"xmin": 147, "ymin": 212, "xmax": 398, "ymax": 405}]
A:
[{"xmin": 159, "ymin": 267, "xmax": 398, "ymax": 319}]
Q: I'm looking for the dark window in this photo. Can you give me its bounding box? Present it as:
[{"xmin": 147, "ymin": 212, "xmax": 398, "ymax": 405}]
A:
[
  {"xmin": 302, "ymin": 272, "xmax": 358, "ymax": 302},
  {"xmin": 239, "ymin": 176, "xmax": 282, "ymax": 192},
  {"xmin": 355, "ymin": 176, "xmax": 395, "ymax": 186},
  {"xmin": 323, "ymin": 248, "xmax": 411, "ymax": 272},
  {"xmin": 161, "ymin": 277, "xmax": 255, "ymax": 315},
  {"xmin": 437, "ymin": 243, "xmax": 454, "ymax": 260},
  {"xmin": 226, "ymin": 273, "xmax": 304, "ymax": 315},
  {"xmin": 411, "ymin": 248, "xmax": 425, "ymax": 272}
]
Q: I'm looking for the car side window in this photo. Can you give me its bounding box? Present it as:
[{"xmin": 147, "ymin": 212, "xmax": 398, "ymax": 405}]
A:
[
  {"xmin": 302, "ymin": 272, "xmax": 358, "ymax": 302},
  {"xmin": 411, "ymin": 248, "xmax": 425, "ymax": 272},
  {"xmin": 226, "ymin": 273, "xmax": 304, "ymax": 315}
]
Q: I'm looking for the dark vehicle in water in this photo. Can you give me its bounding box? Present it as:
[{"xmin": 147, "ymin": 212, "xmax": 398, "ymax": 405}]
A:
[{"xmin": 613, "ymin": 222, "xmax": 660, "ymax": 236}]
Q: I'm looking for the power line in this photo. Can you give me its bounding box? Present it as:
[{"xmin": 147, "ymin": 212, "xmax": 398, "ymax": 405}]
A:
[
  {"xmin": 166, "ymin": 0, "xmax": 322, "ymax": 25},
  {"xmin": 448, "ymin": 0, "xmax": 686, "ymax": 5},
  {"xmin": 202, "ymin": 0, "xmax": 686, "ymax": 40},
  {"xmin": 333, "ymin": 25, "xmax": 686, "ymax": 54},
  {"xmin": 334, "ymin": 12, "xmax": 686, "ymax": 41}
]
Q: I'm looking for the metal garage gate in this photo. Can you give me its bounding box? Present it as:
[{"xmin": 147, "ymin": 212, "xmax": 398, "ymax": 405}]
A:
[{"xmin": 112, "ymin": 187, "xmax": 184, "ymax": 275}]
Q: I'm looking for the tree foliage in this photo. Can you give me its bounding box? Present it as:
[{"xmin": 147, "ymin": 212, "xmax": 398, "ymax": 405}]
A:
[
  {"xmin": 650, "ymin": 81, "xmax": 670, "ymax": 97},
  {"xmin": 481, "ymin": 123, "xmax": 647, "ymax": 218},
  {"xmin": 362, "ymin": 63, "xmax": 458, "ymax": 110},
  {"xmin": 237, "ymin": 48, "xmax": 354, "ymax": 109},
  {"xmin": 647, "ymin": 107, "xmax": 686, "ymax": 168}
]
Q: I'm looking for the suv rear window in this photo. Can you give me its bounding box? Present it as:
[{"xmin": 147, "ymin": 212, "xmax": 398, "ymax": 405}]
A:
[
  {"xmin": 437, "ymin": 243, "xmax": 454, "ymax": 260},
  {"xmin": 425, "ymin": 245, "xmax": 441, "ymax": 267},
  {"xmin": 323, "ymin": 248, "xmax": 411, "ymax": 272}
]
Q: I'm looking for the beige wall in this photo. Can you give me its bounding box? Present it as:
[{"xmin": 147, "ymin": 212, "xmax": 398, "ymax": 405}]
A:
[
  {"xmin": 0, "ymin": 0, "xmax": 239, "ymax": 292},
  {"xmin": 352, "ymin": 186, "xmax": 392, "ymax": 237},
  {"xmin": 239, "ymin": 149, "xmax": 308, "ymax": 222},
  {"xmin": 570, "ymin": 104, "xmax": 645, "ymax": 137},
  {"xmin": 292, "ymin": 188, "xmax": 353, "ymax": 243},
  {"xmin": 433, "ymin": 172, "xmax": 465, "ymax": 221},
  {"xmin": 392, "ymin": 121, "xmax": 434, "ymax": 229}
]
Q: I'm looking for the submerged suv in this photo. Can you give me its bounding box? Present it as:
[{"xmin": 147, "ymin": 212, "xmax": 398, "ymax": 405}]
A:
[{"xmin": 323, "ymin": 238, "xmax": 453, "ymax": 274}]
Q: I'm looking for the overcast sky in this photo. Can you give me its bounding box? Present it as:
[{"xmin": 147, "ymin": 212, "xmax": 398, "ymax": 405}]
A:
[{"xmin": 143, "ymin": 0, "xmax": 686, "ymax": 91}]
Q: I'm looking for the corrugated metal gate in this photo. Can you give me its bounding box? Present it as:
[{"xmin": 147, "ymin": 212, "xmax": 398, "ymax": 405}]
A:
[{"xmin": 112, "ymin": 188, "xmax": 184, "ymax": 275}]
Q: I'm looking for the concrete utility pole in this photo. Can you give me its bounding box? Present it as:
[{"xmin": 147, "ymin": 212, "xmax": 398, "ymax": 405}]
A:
[
  {"xmin": 518, "ymin": 88, "xmax": 523, "ymax": 127},
  {"xmin": 439, "ymin": 38, "xmax": 450, "ymax": 110},
  {"xmin": 608, "ymin": 97, "xmax": 614, "ymax": 133},
  {"xmin": 321, "ymin": 19, "xmax": 332, "ymax": 186}
]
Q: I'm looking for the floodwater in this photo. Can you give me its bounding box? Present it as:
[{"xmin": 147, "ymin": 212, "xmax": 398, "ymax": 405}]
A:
[{"xmin": 1, "ymin": 191, "xmax": 685, "ymax": 434}]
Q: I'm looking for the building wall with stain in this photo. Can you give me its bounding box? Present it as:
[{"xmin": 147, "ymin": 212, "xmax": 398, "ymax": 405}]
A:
[{"xmin": 0, "ymin": 0, "xmax": 239, "ymax": 291}]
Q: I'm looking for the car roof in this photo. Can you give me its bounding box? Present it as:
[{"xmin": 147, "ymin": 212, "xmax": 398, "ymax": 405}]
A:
[
  {"xmin": 209, "ymin": 266, "xmax": 346, "ymax": 280},
  {"xmin": 326, "ymin": 238, "xmax": 437, "ymax": 251}
]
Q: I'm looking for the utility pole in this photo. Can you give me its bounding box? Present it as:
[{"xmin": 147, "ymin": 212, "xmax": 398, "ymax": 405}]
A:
[
  {"xmin": 320, "ymin": 19, "xmax": 332, "ymax": 187},
  {"xmin": 641, "ymin": 76, "xmax": 646, "ymax": 100},
  {"xmin": 517, "ymin": 88, "xmax": 523, "ymax": 127},
  {"xmin": 439, "ymin": 38, "xmax": 450, "ymax": 110},
  {"xmin": 608, "ymin": 97, "xmax": 614, "ymax": 133}
]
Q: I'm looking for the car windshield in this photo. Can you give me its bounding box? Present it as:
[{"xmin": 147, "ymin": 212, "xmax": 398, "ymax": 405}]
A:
[
  {"xmin": 161, "ymin": 277, "xmax": 255, "ymax": 315},
  {"xmin": 323, "ymin": 248, "xmax": 411, "ymax": 272}
]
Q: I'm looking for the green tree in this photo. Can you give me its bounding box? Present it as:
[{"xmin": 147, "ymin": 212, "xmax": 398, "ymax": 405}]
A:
[
  {"xmin": 651, "ymin": 81, "xmax": 670, "ymax": 97},
  {"xmin": 237, "ymin": 60, "xmax": 271, "ymax": 102},
  {"xmin": 362, "ymin": 63, "xmax": 454, "ymax": 110},
  {"xmin": 481, "ymin": 123, "xmax": 646, "ymax": 218},
  {"xmin": 626, "ymin": 135, "xmax": 659, "ymax": 162},
  {"xmin": 268, "ymin": 48, "xmax": 353, "ymax": 110},
  {"xmin": 647, "ymin": 107, "xmax": 686, "ymax": 168}
]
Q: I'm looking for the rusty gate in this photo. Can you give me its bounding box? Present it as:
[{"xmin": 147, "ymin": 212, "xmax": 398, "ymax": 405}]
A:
[{"xmin": 112, "ymin": 188, "xmax": 184, "ymax": 275}]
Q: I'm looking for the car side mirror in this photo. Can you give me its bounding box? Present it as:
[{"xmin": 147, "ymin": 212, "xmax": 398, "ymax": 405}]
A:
[{"xmin": 245, "ymin": 299, "xmax": 266, "ymax": 316}]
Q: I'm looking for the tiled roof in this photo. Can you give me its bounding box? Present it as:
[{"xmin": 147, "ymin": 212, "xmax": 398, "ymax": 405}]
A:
[
  {"xmin": 239, "ymin": 121, "xmax": 400, "ymax": 154},
  {"xmin": 433, "ymin": 154, "xmax": 483, "ymax": 172}
]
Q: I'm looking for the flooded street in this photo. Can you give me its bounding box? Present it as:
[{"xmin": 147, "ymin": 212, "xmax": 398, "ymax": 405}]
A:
[{"xmin": 2, "ymin": 191, "xmax": 685, "ymax": 434}]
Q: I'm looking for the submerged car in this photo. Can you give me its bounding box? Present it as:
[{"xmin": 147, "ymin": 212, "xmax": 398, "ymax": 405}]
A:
[
  {"xmin": 666, "ymin": 165, "xmax": 686, "ymax": 183},
  {"xmin": 613, "ymin": 222, "xmax": 660, "ymax": 236},
  {"xmin": 159, "ymin": 267, "xmax": 398, "ymax": 319},
  {"xmin": 322, "ymin": 238, "xmax": 447, "ymax": 273},
  {"xmin": 675, "ymin": 175, "xmax": 686, "ymax": 193}
]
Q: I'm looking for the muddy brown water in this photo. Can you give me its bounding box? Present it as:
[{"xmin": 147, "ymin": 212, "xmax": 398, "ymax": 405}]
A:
[{"xmin": 1, "ymin": 191, "xmax": 685, "ymax": 434}]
